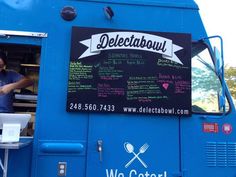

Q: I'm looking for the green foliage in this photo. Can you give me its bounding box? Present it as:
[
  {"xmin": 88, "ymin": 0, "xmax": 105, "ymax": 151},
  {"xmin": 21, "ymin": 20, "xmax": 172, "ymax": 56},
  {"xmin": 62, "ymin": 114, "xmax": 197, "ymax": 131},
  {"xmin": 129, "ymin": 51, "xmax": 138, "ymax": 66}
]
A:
[
  {"xmin": 225, "ymin": 66, "xmax": 236, "ymax": 100},
  {"xmin": 192, "ymin": 67, "xmax": 220, "ymax": 91}
]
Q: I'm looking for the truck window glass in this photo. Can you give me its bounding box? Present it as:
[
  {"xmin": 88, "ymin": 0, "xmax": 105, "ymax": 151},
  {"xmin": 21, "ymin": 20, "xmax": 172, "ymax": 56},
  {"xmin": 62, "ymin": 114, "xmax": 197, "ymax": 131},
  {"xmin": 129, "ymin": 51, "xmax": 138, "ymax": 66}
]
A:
[{"xmin": 191, "ymin": 42, "xmax": 229, "ymax": 113}]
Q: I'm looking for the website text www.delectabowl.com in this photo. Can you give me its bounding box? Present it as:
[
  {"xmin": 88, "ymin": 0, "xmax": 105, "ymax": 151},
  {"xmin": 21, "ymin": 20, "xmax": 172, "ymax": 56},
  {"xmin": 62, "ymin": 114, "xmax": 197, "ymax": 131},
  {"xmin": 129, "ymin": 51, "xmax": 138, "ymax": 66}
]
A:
[{"xmin": 123, "ymin": 106, "xmax": 190, "ymax": 115}]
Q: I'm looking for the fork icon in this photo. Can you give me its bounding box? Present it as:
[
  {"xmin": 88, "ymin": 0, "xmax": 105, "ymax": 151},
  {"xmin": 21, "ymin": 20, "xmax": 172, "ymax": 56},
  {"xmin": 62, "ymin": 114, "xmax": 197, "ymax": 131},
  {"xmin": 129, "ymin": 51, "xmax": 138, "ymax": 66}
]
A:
[{"xmin": 124, "ymin": 142, "xmax": 149, "ymax": 168}]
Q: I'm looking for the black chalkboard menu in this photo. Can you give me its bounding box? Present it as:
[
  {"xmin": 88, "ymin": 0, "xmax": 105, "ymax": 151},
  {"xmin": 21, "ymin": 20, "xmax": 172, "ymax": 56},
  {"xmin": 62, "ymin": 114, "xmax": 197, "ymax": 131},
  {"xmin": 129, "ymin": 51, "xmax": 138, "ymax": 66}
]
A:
[{"xmin": 66, "ymin": 27, "xmax": 192, "ymax": 116}]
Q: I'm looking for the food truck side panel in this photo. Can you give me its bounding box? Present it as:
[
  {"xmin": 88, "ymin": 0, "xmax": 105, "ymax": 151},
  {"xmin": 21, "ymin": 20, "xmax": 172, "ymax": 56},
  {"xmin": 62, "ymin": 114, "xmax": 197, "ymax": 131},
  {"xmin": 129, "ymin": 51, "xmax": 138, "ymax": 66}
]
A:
[
  {"xmin": 0, "ymin": 1, "xmax": 235, "ymax": 177},
  {"xmin": 0, "ymin": 1, "xmax": 198, "ymax": 177}
]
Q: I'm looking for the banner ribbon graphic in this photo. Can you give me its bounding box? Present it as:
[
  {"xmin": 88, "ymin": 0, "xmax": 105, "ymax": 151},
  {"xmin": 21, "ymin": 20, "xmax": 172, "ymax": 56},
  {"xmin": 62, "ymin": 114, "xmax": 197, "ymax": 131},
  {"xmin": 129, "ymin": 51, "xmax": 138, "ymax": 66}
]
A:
[{"xmin": 78, "ymin": 32, "xmax": 184, "ymax": 65}]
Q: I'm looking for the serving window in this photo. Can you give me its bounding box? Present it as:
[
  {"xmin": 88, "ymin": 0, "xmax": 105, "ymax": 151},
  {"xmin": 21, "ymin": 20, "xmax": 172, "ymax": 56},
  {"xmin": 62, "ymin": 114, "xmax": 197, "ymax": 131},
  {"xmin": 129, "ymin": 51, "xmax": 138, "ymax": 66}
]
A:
[{"xmin": 0, "ymin": 43, "xmax": 41, "ymax": 136}]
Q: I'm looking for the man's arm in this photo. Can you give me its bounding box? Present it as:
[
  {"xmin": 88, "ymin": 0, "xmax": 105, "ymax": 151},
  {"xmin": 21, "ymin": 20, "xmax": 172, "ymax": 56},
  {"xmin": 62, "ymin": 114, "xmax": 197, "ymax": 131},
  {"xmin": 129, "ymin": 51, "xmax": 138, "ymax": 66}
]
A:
[{"xmin": 0, "ymin": 77, "xmax": 33, "ymax": 94}]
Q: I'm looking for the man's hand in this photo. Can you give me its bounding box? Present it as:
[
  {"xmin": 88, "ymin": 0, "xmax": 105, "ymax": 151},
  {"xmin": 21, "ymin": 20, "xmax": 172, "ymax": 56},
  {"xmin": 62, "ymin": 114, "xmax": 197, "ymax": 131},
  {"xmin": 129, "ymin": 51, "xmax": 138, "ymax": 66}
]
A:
[{"xmin": 0, "ymin": 83, "xmax": 15, "ymax": 95}]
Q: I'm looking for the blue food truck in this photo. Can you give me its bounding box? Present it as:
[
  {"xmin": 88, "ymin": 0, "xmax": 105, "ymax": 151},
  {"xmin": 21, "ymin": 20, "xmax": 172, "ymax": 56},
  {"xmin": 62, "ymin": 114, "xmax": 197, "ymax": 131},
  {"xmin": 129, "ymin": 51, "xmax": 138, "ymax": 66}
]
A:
[{"xmin": 0, "ymin": 0, "xmax": 235, "ymax": 177}]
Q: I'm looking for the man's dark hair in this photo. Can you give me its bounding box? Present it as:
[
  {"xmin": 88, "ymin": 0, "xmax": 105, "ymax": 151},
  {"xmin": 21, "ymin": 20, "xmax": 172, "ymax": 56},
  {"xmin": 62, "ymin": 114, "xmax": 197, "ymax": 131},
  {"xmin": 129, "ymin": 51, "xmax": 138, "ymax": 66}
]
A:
[{"xmin": 0, "ymin": 51, "xmax": 7, "ymax": 65}]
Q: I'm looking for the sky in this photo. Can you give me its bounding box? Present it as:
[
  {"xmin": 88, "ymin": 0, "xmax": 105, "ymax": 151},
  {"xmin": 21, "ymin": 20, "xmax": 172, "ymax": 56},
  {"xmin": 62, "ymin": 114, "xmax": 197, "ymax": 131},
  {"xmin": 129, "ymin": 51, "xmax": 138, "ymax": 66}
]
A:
[{"xmin": 194, "ymin": 0, "xmax": 236, "ymax": 67}]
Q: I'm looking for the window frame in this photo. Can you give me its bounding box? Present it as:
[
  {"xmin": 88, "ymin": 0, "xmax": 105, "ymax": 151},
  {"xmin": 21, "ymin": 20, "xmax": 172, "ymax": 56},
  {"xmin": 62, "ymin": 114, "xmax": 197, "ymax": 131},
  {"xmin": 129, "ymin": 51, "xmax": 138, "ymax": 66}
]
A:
[{"xmin": 191, "ymin": 41, "xmax": 231, "ymax": 115}]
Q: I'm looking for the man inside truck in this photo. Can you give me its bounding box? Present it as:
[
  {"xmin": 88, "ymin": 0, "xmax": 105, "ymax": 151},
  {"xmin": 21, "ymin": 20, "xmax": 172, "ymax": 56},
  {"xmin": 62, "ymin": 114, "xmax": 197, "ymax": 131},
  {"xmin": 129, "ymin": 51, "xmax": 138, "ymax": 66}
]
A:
[{"xmin": 0, "ymin": 51, "xmax": 33, "ymax": 113}]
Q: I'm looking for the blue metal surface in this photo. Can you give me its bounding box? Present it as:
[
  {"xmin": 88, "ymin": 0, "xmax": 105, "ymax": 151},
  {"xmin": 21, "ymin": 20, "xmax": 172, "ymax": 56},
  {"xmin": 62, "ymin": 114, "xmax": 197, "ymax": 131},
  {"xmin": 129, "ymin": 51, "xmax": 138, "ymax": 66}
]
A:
[
  {"xmin": 0, "ymin": 137, "xmax": 33, "ymax": 177},
  {"xmin": 181, "ymin": 81, "xmax": 236, "ymax": 177},
  {"xmin": 0, "ymin": 0, "xmax": 235, "ymax": 177},
  {"xmin": 86, "ymin": 114, "xmax": 180, "ymax": 177}
]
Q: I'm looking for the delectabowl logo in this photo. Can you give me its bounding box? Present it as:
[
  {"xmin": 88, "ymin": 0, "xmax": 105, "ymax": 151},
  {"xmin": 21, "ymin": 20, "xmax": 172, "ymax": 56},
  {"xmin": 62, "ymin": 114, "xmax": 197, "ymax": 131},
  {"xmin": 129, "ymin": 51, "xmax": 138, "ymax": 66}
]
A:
[
  {"xmin": 78, "ymin": 32, "xmax": 184, "ymax": 65},
  {"xmin": 124, "ymin": 142, "xmax": 149, "ymax": 168}
]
